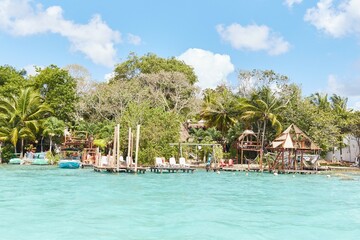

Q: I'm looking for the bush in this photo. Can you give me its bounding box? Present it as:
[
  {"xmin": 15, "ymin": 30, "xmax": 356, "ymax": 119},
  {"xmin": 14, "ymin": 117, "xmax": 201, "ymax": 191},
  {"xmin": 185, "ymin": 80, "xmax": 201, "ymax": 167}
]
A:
[{"xmin": 1, "ymin": 144, "xmax": 15, "ymax": 163}]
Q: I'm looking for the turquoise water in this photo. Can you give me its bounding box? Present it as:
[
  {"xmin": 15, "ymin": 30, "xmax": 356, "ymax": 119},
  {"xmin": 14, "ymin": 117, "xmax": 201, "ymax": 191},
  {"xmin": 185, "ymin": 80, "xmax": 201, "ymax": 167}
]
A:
[{"xmin": 1, "ymin": 166, "xmax": 360, "ymax": 240}]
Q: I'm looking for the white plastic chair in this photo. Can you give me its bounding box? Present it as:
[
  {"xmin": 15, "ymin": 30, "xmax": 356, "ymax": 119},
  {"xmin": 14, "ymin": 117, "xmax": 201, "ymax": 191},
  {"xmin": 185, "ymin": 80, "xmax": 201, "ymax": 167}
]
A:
[
  {"xmin": 169, "ymin": 157, "xmax": 180, "ymax": 168},
  {"xmin": 179, "ymin": 157, "xmax": 190, "ymax": 168}
]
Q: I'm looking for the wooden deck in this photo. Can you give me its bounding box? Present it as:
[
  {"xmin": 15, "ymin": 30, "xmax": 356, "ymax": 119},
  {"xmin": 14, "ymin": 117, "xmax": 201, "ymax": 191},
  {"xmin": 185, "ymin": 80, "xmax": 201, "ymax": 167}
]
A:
[
  {"xmin": 93, "ymin": 166, "xmax": 147, "ymax": 174},
  {"xmin": 219, "ymin": 166, "xmax": 261, "ymax": 172},
  {"xmin": 149, "ymin": 167, "xmax": 195, "ymax": 173},
  {"xmin": 278, "ymin": 169, "xmax": 318, "ymax": 174}
]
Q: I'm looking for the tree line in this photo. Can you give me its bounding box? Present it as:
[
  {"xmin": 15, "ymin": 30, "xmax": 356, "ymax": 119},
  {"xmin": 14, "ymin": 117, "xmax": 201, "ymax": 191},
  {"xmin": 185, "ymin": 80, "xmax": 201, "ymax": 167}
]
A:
[{"xmin": 0, "ymin": 53, "xmax": 359, "ymax": 164}]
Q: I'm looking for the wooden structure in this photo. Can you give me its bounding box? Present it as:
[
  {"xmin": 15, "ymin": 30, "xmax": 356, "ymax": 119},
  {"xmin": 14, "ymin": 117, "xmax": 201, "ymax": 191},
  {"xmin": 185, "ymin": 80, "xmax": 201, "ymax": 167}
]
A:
[
  {"xmin": 61, "ymin": 130, "xmax": 98, "ymax": 167},
  {"xmin": 93, "ymin": 124, "xmax": 146, "ymax": 174},
  {"xmin": 237, "ymin": 130, "xmax": 262, "ymax": 165},
  {"xmin": 267, "ymin": 124, "xmax": 321, "ymax": 171},
  {"xmin": 149, "ymin": 166, "xmax": 195, "ymax": 173}
]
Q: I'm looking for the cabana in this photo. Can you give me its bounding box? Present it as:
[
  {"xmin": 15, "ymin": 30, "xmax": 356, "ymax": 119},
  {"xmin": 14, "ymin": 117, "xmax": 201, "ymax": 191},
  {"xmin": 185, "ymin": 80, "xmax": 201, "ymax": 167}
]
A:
[
  {"xmin": 237, "ymin": 130, "xmax": 262, "ymax": 165},
  {"xmin": 267, "ymin": 124, "xmax": 321, "ymax": 170}
]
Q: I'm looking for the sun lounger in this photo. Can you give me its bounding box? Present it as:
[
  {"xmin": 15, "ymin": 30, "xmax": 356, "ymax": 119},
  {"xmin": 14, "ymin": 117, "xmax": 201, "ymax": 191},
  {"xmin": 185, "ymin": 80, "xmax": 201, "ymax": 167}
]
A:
[
  {"xmin": 155, "ymin": 157, "xmax": 168, "ymax": 167},
  {"xmin": 169, "ymin": 157, "xmax": 180, "ymax": 168},
  {"xmin": 179, "ymin": 157, "xmax": 190, "ymax": 168},
  {"xmin": 219, "ymin": 159, "xmax": 227, "ymax": 167}
]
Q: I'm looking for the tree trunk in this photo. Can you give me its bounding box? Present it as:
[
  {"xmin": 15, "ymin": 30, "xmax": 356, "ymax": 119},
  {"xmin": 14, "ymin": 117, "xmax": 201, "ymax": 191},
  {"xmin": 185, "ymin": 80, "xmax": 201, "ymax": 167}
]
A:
[
  {"xmin": 49, "ymin": 136, "xmax": 53, "ymax": 152},
  {"xmin": 20, "ymin": 138, "xmax": 24, "ymax": 158},
  {"xmin": 41, "ymin": 136, "xmax": 44, "ymax": 152},
  {"xmin": 261, "ymin": 121, "xmax": 267, "ymax": 150}
]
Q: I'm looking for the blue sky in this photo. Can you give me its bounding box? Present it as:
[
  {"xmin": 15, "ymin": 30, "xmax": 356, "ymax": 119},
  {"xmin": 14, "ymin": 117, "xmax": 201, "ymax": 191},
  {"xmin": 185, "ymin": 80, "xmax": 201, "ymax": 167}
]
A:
[{"xmin": 1, "ymin": 0, "xmax": 360, "ymax": 108}]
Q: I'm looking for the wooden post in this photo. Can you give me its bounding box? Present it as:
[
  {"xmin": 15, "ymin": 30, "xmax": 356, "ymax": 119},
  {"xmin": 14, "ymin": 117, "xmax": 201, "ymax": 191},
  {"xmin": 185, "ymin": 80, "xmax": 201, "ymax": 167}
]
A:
[
  {"xmin": 212, "ymin": 145, "xmax": 215, "ymax": 166},
  {"xmin": 116, "ymin": 124, "xmax": 120, "ymax": 172},
  {"xmin": 300, "ymin": 151, "xmax": 304, "ymax": 170},
  {"xmin": 134, "ymin": 125, "xmax": 141, "ymax": 173},
  {"xmin": 240, "ymin": 149, "xmax": 243, "ymax": 165},
  {"xmin": 259, "ymin": 148, "xmax": 263, "ymax": 171},
  {"xmin": 127, "ymin": 127, "xmax": 131, "ymax": 167},
  {"xmin": 112, "ymin": 126, "xmax": 117, "ymax": 168},
  {"xmin": 282, "ymin": 150, "xmax": 285, "ymax": 170}
]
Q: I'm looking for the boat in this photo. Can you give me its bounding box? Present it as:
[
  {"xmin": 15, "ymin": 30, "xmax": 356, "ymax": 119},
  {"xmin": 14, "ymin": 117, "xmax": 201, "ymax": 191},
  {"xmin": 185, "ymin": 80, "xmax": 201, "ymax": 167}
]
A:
[
  {"xmin": 58, "ymin": 148, "xmax": 81, "ymax": 169},
  {"xmin": 9, "ymin": 157, "xmax": 22, "ymax": 164},
  {"xmin": 32, "ymin": 152, "xmax": 49, "ymax": 165}
]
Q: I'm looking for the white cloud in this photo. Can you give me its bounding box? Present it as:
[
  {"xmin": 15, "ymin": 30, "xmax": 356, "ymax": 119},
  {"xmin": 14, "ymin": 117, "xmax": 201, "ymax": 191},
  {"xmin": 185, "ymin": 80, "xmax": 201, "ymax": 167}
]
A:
[
  {"xmin": 326, "ymin": 74, "xmax": 360, "ymax": 96},
  {"xmin": 284, "ymin": 0, "xmax": 303, "ymax": 8},
  {"xmin": 0, "ymin": 0, "xmax": 121, "ymax": 67},
  {"xmin": 127, "ymin": 33, "xmax": 142, "ymax": 45},
  {"xmin": 178, "ymin": 48, "xmax": 235, "ymax": 90},
  {"xmin": 325, "ymin": 74, "xmax": 360, "ymax": 109},
  {"xmin": 216, "ymin": 23, "xmax": 290, "ymax": 55},
  {"xmin": 304, "ymin": 0, "xmax": 360, "ymax": 38}
]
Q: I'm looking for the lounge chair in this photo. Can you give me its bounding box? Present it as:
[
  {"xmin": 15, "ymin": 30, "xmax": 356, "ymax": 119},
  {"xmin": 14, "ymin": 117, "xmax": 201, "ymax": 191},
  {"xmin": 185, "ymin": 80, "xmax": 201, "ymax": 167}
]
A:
[
  {"xmin": 155, "ymin": 157, "xmax": 168, "ymax": 167},
  {"xmin": 228, "ymin": 159, "xmax": 234, "ymax": 167},
  {"xmin": 169, "ymin": 157, "xmax": 180, "ymax": 168},
  {"xmin": 179, "ymin": 157, "xmax": 190, "ymax": 168},
  {"xmin": 219, "ymin": 159, "xmax": 227, "ymax": 167}
]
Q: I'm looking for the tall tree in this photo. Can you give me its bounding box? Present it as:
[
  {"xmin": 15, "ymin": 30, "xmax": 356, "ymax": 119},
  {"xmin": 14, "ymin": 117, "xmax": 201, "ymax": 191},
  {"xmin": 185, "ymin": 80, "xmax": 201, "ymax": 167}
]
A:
[
  {"xmin": 30, "ymin": 65, "xmax": 78, "ymax": 122},
  {"xmin": 237, "ymin": 69, "xmax": 288, "ymax": 97},
  {"xmin": 309, "ymin": 92, "xmax": 331, "ymax": 111},
  {"xmin": 240, "ymin": 87, "xmax": 285, "ymax": 150},
  {"xmin": 0, "ymin": 88, "xmax": 52, "ymax": 156},
  {"xmin": 330, "ymin": 94, "xmax": 351, "ymax": 161},
  {"xmin": 0, "ymin": 65, "xmax": 27, "ymax": 98},
  {"xmin": 113, "ymin": 53, "xmax": 197, "ymax": 84},
  {"xmin": 201, "ymin": 86, "xmax": 238, "ymax": 149},
  {"xmin": 42, "ymin": 117, "xmax": 65, "ymax": 151}
]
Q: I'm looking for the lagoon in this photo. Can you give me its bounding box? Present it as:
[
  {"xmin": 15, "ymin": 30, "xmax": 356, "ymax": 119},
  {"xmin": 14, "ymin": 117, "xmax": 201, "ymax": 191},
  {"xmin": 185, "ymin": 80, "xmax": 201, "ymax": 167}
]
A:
[{"xmin": 0, "ymin": 165, "xmax": 360, "ymax": 240}]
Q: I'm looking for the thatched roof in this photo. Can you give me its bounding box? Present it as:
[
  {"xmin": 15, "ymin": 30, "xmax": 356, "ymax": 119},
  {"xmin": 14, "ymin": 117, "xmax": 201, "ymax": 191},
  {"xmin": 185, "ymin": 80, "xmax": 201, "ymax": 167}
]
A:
[
  {"xmin": 270, "ymin": 124, "xmax": 320, "ymax": 150},
  {"xmin": 179, "ymin": 124, "xmax": 190, "ymax": 142}
]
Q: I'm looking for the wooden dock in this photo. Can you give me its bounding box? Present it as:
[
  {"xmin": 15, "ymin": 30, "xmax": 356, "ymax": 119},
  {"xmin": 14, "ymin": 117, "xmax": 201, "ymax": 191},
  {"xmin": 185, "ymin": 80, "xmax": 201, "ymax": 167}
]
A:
[
  {"xmin": 93, "ymin": 166, "xmax": 147, "ymax": 174},
  {"xmin": 149, "ymin": 167, "xmax": 195, "ymax": 173},
  {"xmin": 278, "ymin": 169, "xmax": 318, "ymax": 174}
]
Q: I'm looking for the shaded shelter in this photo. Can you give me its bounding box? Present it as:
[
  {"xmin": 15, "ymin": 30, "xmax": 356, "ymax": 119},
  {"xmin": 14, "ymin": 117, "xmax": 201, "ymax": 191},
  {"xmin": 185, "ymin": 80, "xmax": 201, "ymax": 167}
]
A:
[
  {"xmin": 237, "ymin": 130, "xmax": 262, "ymax": 165},
  {"xmin": 267, "ymin": 124, "xmax": 320, "ymax": 170}
]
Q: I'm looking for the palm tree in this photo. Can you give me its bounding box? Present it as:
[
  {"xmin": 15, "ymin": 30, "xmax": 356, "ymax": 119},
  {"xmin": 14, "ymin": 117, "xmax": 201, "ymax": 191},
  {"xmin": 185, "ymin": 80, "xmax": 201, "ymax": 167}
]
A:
[
  {"xmin": 200, "ymin": 87, "xmax": 237, "ymax": 150},
  {"xmin": 310, "ymin": 92, "xmax": 330, "ymax": 111},
  {"xmin": 240, "ymin": 87, "xmax": 285, "ymax": 151},
  {"xmin": 0, "ymin": 88, "xmax": 52, "ymax": 157},
  {"xmin": 330, "ymin": 94, "xmax": 351, "ymax": 161},
  {"xmin": 42, "ymin": 117, "xmax": 65, "ymax": 151}
]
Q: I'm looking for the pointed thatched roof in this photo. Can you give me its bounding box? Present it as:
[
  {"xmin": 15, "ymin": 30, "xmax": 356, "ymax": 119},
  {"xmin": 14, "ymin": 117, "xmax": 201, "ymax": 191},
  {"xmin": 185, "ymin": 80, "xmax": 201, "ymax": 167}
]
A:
[{"xmin": 270, "ymin": 124, "xmax": 320, "ymax": 150}]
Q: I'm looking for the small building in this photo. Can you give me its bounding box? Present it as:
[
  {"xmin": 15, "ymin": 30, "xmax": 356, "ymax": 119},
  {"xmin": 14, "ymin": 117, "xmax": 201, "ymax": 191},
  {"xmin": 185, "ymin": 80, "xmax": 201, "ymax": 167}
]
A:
[{"xmin": 325, "ymin": 135, "xmax": 360, "ymax": 163}]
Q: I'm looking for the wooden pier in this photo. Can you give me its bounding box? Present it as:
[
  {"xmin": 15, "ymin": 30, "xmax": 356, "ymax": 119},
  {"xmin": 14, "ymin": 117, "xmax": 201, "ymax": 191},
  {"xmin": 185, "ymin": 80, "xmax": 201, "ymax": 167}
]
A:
[
  {"xmin": 150, "ymin": 167, "xmax": 195, "ymax": 173},
  {"xmin": 93, "ymin": 166, "xmax": 147, "ymax": 174},
  {"xmin": 278, "ymin": 169, "xmax": 318, "ymax": 175}
]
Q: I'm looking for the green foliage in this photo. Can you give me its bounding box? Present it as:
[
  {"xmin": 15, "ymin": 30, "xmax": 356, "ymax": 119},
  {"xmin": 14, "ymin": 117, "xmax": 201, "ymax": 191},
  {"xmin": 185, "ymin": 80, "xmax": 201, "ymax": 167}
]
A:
[
  {"xmin": 240, "ymin": 87, "xmax": 286, "ymax": 148},
  {"xmin": 45, "ymin": 151, "xmax": 60, "ymax": 165},
  {"xmin": 0, "ymin": 88, "xmax": 52, "ymax": 154},
  {"xmin": 237, "ymin": 69, "xmax": 288, "ymax": 97},
  {"xmin": 42, "ymin": 117, "xmax": 65, "ymax": 151},
  {"xmin": 120, "ymin": 102, "xmax": 180, "ymax": 165},
  {"xmin": 201, "ymin": 85, "xmax": 238, "ymax": 137},
  {"xmin": 0, "ymin": 144, "xmax": 15, "ymax": 163},
  {"xmin": 0, "ymin": 65, "xmax": 27, "ymax": 98},
  {"xmin": 30, "ymin": 65, "xmax": 78, "ymax": 122},
  {"xmin": 114, "ymin": 53, "xmax": 197, "ymax": 84}
]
